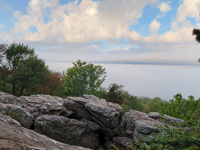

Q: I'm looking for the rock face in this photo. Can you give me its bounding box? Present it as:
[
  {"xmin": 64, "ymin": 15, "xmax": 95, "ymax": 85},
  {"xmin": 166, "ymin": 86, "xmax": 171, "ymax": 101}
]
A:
[
  {"xmin": 35, "ymin": 115, "xmax": 100, "ymax": 149},
  {"xmin": 0, "ymin": 92, "xmax": 186, "ymax": 150},
  {"xmin": 0, "ymin": 102, "xmax": 33, "ymax": 128},
  {"xmin": 0, "ymin": 114, "xmax": 91, "ymax": 150},
  {"xmin": 64, "ymin": 94, "xmax": 123, "ymax": 138},
  {"xmin": 17, "ymin": 94, "xmax": 74, "ymax": 118}
]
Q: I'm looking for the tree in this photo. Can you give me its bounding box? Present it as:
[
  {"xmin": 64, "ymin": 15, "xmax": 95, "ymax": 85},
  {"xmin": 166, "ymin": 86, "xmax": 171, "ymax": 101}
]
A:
[
  {"xmin": 103, "ymin": 83, "xmax": 129, "ymax": 105},
  {"xmin": 0, "ymin": 44, "xmax": 7, "ymax": 64},
  {"xmin": 4, "ymin": 43, "xmax": 49, "ymax": 96},
  {"xmin": 63, "ymin": 60, "xmax": 106, "ymax": 97},
  {"xmin": 36, "ymin": 72, "xmax": 65, "ymax": 97},
  {"xmin": 193, "ymin": 28, "xmax": 200, "ymax": 43}
]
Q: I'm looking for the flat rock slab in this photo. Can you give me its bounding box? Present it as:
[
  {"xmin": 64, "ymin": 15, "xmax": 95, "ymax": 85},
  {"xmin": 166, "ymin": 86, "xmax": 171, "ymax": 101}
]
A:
[
  {"xmin": 35, "ymin": 115, "xmax": 100, "ymax": 149},
  {"xmin": 17, "ymin": 94, "xmax": 73, "ymax": 118},
  {"xmin": 0, "ymin": 118, "xmax": 91, "ymax": 150}
]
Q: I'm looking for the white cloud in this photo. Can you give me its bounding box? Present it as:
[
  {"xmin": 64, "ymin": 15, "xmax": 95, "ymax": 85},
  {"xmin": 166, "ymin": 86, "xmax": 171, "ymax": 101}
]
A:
[
  {"xmin": 158, "ymin": 2, "xmax": 171, "ymax": 13},
  {"xmin": 2, "ymin": 0, "xmax": 158, "ymax": 43},
  {"xmin": 124, "ymin": 46, "xmax": 131, "ymax": 51},
  {"xmin": 149, "ymin": 19, "xmax": 161, "ymax": 35}
]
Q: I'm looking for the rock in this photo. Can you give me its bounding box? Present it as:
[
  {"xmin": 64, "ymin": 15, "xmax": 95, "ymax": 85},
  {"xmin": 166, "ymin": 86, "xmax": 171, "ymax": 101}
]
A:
[
  {"xmin": 17, "ymin": 94, "xmax": 74, "ymax": 118},
  {"xmin": 0, "ymin": 103, "xmax": 33, "ymax": 128},
  {"xmin": 113, "ymin": 137, "xmax": 134, "ymax": 150},
  {"xmin": 64, "ymin": 98, "xmax": 92, "ymax": 120},
  {"xmin": 85, "ymin": 99, "xmax": 123, "ymax": 129},
  {"xmin": 64, "ymin": 95, "xmax": 123, "ymax": 138},
  {"xmin": 81, "ymin": 118, "xmax": 101, "ymax": 132},
  {"xmin": 133, "ymin": 132, "xmax": 156, "ymax": 143},
  {"xmin": 0, "ymin": 114, "xmax": 21, "ymax": 127},
  {"xmin": 0, "ymin": 116, "xmax": 91, "ymax": 150},
  {"xmin": 148, "ymin": 112, "xmax": 160, "ymax": 119},
  {"xmin": 0, "ymin": 92, "xmax": 18, "ymax": 104},
  {"xmin": 162, "ymin": 114, "xmax": 184, "ymax": 125},
  {"xmin": 35, "ymin": 115, "xmax": 100, "ymax": 149},
  {"xmin": 135, "ymin": 121, "xmax": 159, "ymax": 135}
]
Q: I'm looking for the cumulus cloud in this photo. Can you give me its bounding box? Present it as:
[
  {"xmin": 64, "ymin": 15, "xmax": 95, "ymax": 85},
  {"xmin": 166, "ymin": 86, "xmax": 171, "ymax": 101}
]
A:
[
  {"xmin": 1, "ymin": 0, "xmax": 158, "ymax": 43},
  {"xmin": 149, "ymin": 19, "xmax": 161, "ymax": 35},
  {"xmin": 158, "ymin": 2, "xmax": 171, "ymax": 13}
]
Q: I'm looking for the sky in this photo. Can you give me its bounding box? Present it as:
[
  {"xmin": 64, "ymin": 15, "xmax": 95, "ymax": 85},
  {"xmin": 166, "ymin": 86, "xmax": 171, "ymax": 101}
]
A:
[{"xmin": 1, "ymin": 0, "xmax": 200, "ymax": 100}]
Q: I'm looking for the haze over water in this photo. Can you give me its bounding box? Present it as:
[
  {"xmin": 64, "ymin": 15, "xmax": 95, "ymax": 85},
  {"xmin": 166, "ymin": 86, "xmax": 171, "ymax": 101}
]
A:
[{"xmin": 46, "ymin": 62, "xmax": 200, "ymax": 101}]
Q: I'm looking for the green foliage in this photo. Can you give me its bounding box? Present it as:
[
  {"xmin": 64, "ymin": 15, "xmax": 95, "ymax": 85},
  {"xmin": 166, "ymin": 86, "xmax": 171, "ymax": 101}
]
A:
[
  {"xmin": 136, "ymin": 94, "xmax": 200, "ymax": 150},
  {"xmin": 63, "ymin": 60, "xmax": 106, "ymax": 97},
  {"xmin": 103, "ymin": 83, "xmax": 129, "ymax": 105},
  {"xmin": 0, "ymin": 43, "xmax": 50, "ymax": 96},
  {"xmin": 121, "ymin": 95, "xmax": 143, "ymax": 112}
]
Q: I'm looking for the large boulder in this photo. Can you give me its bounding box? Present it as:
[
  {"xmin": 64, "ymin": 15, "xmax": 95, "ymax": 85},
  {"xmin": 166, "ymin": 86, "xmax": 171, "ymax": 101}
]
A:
[
  {"xmin": 35, "ymin": 115, "xmax": 100, "ymax": 149},
  {"xmin": 17, "ymin": 94, "xmax": 74, "ymax": 118},
  {"xmin": 0, "ymin": 115, "xmax": 91, "ymax": 150},
  {"xmin": 64, "ymin": 95, "xmax": 123, "ymax": 138},
  {"xmin": 0, "ymin": 103, "xmax": 33, "ymax": 128}
]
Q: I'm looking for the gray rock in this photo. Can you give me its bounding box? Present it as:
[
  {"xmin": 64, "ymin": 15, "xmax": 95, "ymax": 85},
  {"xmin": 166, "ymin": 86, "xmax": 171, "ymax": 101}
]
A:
[
  {"xmin": 0, "ymin": 116, "xmax": 91, "ymax": 150},
  {"xmin": 0, "ymin": 103, "xmax": 33, "ymax": 128},
  {"xmin": 148, "ymin": 112, "xmax": 160, "ymax": 119},
  {"xmin": 64, "ymin": 98, "xmax": 92, "ymax": 120},
  {"xmin": 35, "ymin": 115, "xmax": 100, "ymax": 149},
  {"xmin": 113, "ymin": 137, "xmax": 134, "ymax": 150},
  {"xmin": 133, "ymin": 131, "xmax": 156, "ymax": 143},
  {"xmin": 17, "ymin": 94, "xmax": 74, "ymax": 118},
  {"xmin": 81, "ymin": 118, "xmax": 101, "ymax": 132},
  {"xmin": 136, "ymin": 121, "xmax": 159, "ymax": 135},
  {"xmin": 64, "ymin": 95, "xmax": 123, "ymax": 138},
  {"xmin": 85, "ymin": 99, "xmax": 123, "ymax": 129},
  {"xmin": 0, "ymin": 92, "xmax": 17, "ymax": 104},
  {"xmin": 0, "ymin": 114, "xmax": 21, "ymax": 127},
  {"xmin": 162, "ymin": 114, "xmax": 184, "ymax": 125}
]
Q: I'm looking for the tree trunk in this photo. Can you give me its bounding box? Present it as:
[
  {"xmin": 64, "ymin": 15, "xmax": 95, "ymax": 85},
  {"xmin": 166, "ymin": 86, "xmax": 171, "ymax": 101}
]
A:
[{"xmin": 20, "ymin": 86, "xmax": 25, "ymax": 96}]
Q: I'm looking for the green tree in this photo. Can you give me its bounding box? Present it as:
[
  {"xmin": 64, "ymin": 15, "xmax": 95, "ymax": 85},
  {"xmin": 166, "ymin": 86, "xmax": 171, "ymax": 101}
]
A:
[
  {"xmin": 147, "ymin": 97, "xmax": 162, "ymax": 113},
  {"xmin": 4, "ymin": 43, "xmax": 49, "ymax": 96},
  {"xmin": 63, "ymin": 60, "xmax": 106, "ymax": 97}
]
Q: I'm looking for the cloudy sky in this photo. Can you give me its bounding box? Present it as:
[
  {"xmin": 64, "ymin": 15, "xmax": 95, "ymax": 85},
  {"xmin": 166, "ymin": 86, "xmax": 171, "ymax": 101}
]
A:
[{"xmin": 1, "ymin": 0, "xmax": 200, "ymax": 100}]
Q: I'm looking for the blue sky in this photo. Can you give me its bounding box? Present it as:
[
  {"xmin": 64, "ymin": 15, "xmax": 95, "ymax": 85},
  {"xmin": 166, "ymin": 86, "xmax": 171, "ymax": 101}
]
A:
[
  {"xmin": 1, "ymin": 0, "xmax": 200, "ymax": 99},
  {"xmin": 0, "ymin": 0, "xmax": 200, "ymax": 65}
]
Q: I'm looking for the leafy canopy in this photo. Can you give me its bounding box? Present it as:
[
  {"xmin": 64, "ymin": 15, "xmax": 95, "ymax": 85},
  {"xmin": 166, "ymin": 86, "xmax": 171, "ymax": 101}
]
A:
[{"xmin": 63, "ymin": 60, "xmax": 106, "ymax": 97}]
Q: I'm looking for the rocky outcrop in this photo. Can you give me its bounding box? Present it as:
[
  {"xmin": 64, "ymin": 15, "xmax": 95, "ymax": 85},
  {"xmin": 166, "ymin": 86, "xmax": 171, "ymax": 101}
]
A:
[
  {"xmin": 0, "ymin": 114, "xmax": 91, "ymax": 150},
  {"xmin": 35, "ymin": 115, "xmax": 100, "ymax": 149},
  {"xmin": 0, "ymin": 102, "xmax": 33, "ymax": 128},
  {"xmin": 0, "ymin": 92, "xmax": 186, "ymax": 150},
  {"xmin": 64, "ymin": 95, "xmax": 123, "ymax": 138},
  {"xmin": 17, "ymin": 94, "xmax": 74, "ymax": 118}
]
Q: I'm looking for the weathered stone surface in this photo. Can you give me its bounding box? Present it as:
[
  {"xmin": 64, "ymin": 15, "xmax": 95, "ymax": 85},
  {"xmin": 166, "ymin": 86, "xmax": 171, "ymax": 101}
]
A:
[
  {"xmin": 35, "ymin": 115, "xmax": 100, "ymax": 149},
  {"xmin": 64, "ymin": 98, "xmax": 92, "ymax": 120},
  {"xmin": 148, "ymin": 112, "xmax": 160, "ymax": 119},
  {"xmin": 113, "ymin": 137, "xmax": 134, "ymax": 150},
  {"xmin": 162, "ymin": 114, "xmax": 184, "ymax": 124},
  {"xmin": 122, "ymin": 110, "xmax": 148, "ymax": 130},
  {"xmin": 0, "ymin": 92, "xmax": 18, "ymax": 104},
  {"xmin": 0, "ymin": 114, "xmax": 21, "ymax": 127},
  {"xmin": 64, "ymin": 95, "xmax": 123, "ymax": 138},
  {"xmin": 81, "ymin": 118, "xmax": 101, "ymax": 132},
  {"xmin": 0, "ymin": 117, "xmax": 91, "ymax": 150},
  {"xmin": 17, "ymin": 94, "xmax": 73, "ymax": 118},
  {"xmin": 0, "ymin": 103, "xmax": 33, "ymax": 128},
  {"xmin": 135, "ymin": 121, "xmax": 159, "ymax": 135},
  {"xmin": 85, "ymin": 99, "xmax": 123, "ymax": 129}
]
